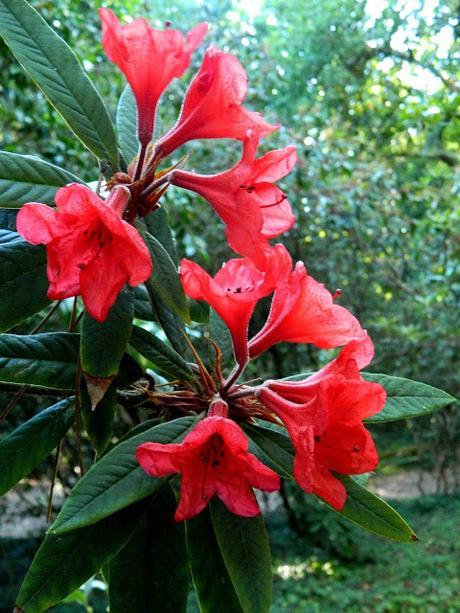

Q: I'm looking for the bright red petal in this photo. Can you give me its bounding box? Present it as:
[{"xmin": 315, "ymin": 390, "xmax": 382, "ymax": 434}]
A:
[{"xmin": 16, "ymin": 203, "xmax": 59, "ymax": 245}]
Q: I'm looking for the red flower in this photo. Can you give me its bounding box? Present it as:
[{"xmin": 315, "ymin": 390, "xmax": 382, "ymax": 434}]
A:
[
  {"xmin": 136, "ymin": 416, "xmax": 280, "ymax": 521},
  {"xmin": 157, "ymin": 47, "xmax": 279, "ymax": 156},
  {"xmin": 16, "ymin": 184, "xmax": 152, "ymax": 322},
  {"xmin": 258, "ymin": 375, "xmax": 383, "ymax": 509},
  {"xmin": 180, "ymin": 251, "xmax": 286, "ymax": 365},
  {"xmin": 99, "ymin": 8, "xmax": 207, "ymax": 146},
  {"xmin": 266, "ymin": 334, "xmax": 377, "ymax": 402},
  {"xmin": 171, "ymin": 135, "xmax": 296, "ymax": 267},
  {"xmin": 249, "ymin": 259, "xmax": 364, "ymax": 357}
]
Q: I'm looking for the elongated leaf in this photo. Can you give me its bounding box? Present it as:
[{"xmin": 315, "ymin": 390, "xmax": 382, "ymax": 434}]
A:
[
  {"xmin": 81, "ymin": 387, "xmax": 116, "ymax": 456},
  {"xmin": 187, "ymin": 508, "xmax": 243, "ymax": 613},
  {"xmin": 81, "ymin": 287, "xmax": 134, "ymax": 378},
  {"xmin": 0, "ymin": 151, "xmax": 84, "ymax": 208},
  {"xmin": 363, "ymin": 372, "xmax": 456, "ymax": 422},
  {"xmin": 16, "ymin": 501, "xmax": 147, "ymax": 613},
  {"xmin": 0, "ymin": 230, "xmax": 50, "ymax": 331},
  {"xmin": 116, "ymin": 84, "xmax": 138, "ymax": 165},
  {"xmin": 0, "ymin": 332, "xmax": 78, "ymax": 389},
  {"xmin": 337, "ymin": 475, "xmax": 416, "ymax": 541},
  {"xmin": 133, "ymin": 285, "xmax": 156, "ymax": 321},
  {"xmin": 144, "ymin": 208, "xmax": 179, "ymax": 266},
  {"xmin": 284, "ymin": 371, "xmax": 456, "ymax": 422},
  {"xmin": 209, "ymin": 309, "xmax": 234, "ymax": 366},
  {"xmin": 50, "ymin": 416, "xmax": 198, "ymax": 535},
  {"xmin": 0, "ymin": 0, "xmax": 119, "ymax": 167},
  {"xmin": 210, "ymin": 499, "xmax": 272, "ymax": 613},
  {"xmin": 0, "ymin": 397, "xmax": 74, "ymax": 495},
  {"xmin": 246, "ymin": 424, "xmax": 416, "ymax": 542},
  {"xmin": 109, "ymin": 484, "xmax": 188, "ymax": 613},
  {"xmin": 244, "ymin": 423, "xmax": 294, "ymax": 478},
  {"xmin": 0, "ymin": 208, "xmax": 17, "ymax": 230},
  {"xmin": 130, "ymin": 325, "xmax": 193, "ymax": 380},
  {"xmin": 149, "ymin": 292, "xmax": 190, "ymax": 357},
  {"xmin": 141, "ymin": 227, "xmax": 190, "ymax": 323}
]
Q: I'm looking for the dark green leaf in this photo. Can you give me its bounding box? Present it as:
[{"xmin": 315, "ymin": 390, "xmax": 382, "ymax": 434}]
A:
[
  {"xmin": 337, "ymin": 475, "xmax": 417, "ymax": 542},
  {"xmin": 0, "ymin": 397, "xmax": 74, "ymax": 495},
  {"xmin": 81, "ymin": 287, "xmax": 134, "ymax": 378},
  {"xmin": 109, "ymin": 484, "xmax": 188, "ymax": 613},
  {"xmin": 141, "ymin": 227, "xmax": 190, "ymax": 323},
  {"xmin": 116, "ymin": 85, "xmax": 138, "ymax": 165},
  {"xmin": 190, "ymin": 299, "xmax": 210, "ymax": 324},
  {"xmin": 0, "ymin": 332, "xmax": 78, "ymax": 389},
  {"xmin": 209, "ymin": 499, "xmax": 272, "ymax": 613},
  {"xmin": 0, "ymin": 151, "xmax": 84, "ymax": 208},
  {"xmin": 244, "ymin": 423, "xmax": 294, "ymax": 478},
  {"xmin": 149, "ymin": 292, "xmax": 190, "ymax": 357},
  {"xmin": 81, "ymin": 386, "xmax": 116, "ymax": 456},
  {"xmin": 143, "ymin": 207, "xmax": 179, "ymax": 266},
  {"xmin": 363, "ymin": 372, "xmax": 456, "ymax": 422},
  {"xmin": 50, "ymin": 416, "xmax": 198, "ymax": 535},
  {"xmin": 0, "ymin": 0, "xmax": 119, "ymax": 167},
  {"xmin": 209, "ymin": 309, "xmax": 234, "ymax": 367},
  {"xmin": 0, "ymin": 208, "xmax": 17, "ymax": 230},
  {"xmin": 130, "ymin": 325, "xmax": 194, "ymax": 380},
  {"xmin": 133, "ymin": 285, "xmax": 155, "ymax": 321},
  {"xmin": 16, "ymin": 501, "xmax": 147, "ymax": 613},
  {"xmin": 0, "ymin": 230, "xmax": 49, "ymax": 331},
  {"xmin": 187, "ymin": 508, "xmax": 243, "ymax": 613}
]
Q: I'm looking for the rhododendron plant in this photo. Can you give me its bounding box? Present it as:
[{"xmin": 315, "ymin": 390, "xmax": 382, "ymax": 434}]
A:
[{"xmin": 0, "ymin": 3, "xmax": 454, "ymax": 612}]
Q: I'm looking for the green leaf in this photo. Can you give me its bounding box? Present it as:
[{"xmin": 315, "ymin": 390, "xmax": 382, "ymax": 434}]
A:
[
  {"xmin": 16, "ymin": 501, "xmax": 147, "ymax": 613},
  {"xmin": 141, "ymin": 227, "xmax": 190, "ymax": 324},
  {"xmin": 49, "ymin": 416, "xmax": 198, "ymax": 535},
  {"xmin": 81, "ymin": 386, "xmax": 116, "ymax": 456},
  {"xmin": 149, "ymin": 292, "xmax": 190, "ymax": 357},
  {"xmin": 0, "ymin": 397, "xmax": 74, "ymax": 495},
  {"xmin": 209, "ymin": 309, "xmax": 234, "ymax": 366},
  {"xmin": 283, "ymin": 371, "xmax": 456, "ymax": 422},
  {"xmin": 116, "ymin": 85, "xmax": 139, "ymax": 165},
  {"xmin": 0, "ymin": 151, "xmax": 84, "ymax": 208},
  {"xmin": 0, "ymin": 0, "xmax": 119, "ymax": 167},
  {"xmin": 246, "ymin": 424, "xmax": 416, "ymax": 542},
  {"xmin": 187, "ymin": 508, "xmax": 243, "ymax": 613},
  {"xmin": 244, "ymin": 423, "xmax": 294, "ymax": 478},
  {"xmin": 0, "ymin": 230, "xmax": 50, "ymax": 331},
  {"xmin": 337, "ymin": 475, "xmax": 417, "ymax": 542},
  {"xmin": 363, "ymin": 372, "xmax": 456, "ymax": 422},
  {"xmin": 0, "ymin": 332, "xmax": 78, "ymax": 389},
  {"xmin": 0, "ymin": 208, "xmax": 17, "ymax": 230},
  {"xmin": 133, "ymin": 285, "xmax": 156, "ymax": 321},
  {"xmin": 108, "ymin": 484, "xmax": 188, "ymax": 613},
  {"xmin": 81, "ymin": 287, "xmax": 134, "ymax": 379},
  {"xmin": 144, "ymin": 208, "xmax": 179, "ymax": 267},
  {"xmin": 209, "ymin": 499, "xmax": 272, "ymax": 613},
  {"xmin": 130, "ymin": 325, "xmax": 194, "ymax": 381}
]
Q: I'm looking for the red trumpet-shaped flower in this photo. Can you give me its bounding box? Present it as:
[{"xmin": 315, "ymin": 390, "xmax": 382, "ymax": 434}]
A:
[
  {"xmin": 249, "ymin": 259, "xmax": 364, "ymax": 357},
  {"xmin": 180, "ymin": 251, "xmax": 286, "ymax": 365},
  {"xmin": 258, "ymin": 374, "xmax": 383, "ymax": 509},
  {"xmin": 157, "ymin": 47, "xmax": 279, "ymax": 156},
  {"xmin": 16, "ymin": 184, "xmax": 152, "ymax": 322},
  {"xmin": 99, "ymin": 8, "xmax": 207, "ymax": 146},
  {"xmin": 171, "ymin": 135, "xmax": 296, "ymax": 267},
  {"xmin": 265, "ymin": 334, "xmax": 377, "ymax": 402},
  {"xmin": 137, "ymin": 416, "xmax": 280, "ymax": 521}
]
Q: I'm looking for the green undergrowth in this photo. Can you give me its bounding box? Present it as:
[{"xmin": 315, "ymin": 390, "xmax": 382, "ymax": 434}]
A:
[{"xmin": 268, "ymin": 494, "xmax": 460, "ymax": 612}]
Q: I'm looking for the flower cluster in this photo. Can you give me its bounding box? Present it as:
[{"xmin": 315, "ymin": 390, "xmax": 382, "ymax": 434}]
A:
[{"xmin": 16, "ymin": 10, "xmax": 386, "ymax": 521}]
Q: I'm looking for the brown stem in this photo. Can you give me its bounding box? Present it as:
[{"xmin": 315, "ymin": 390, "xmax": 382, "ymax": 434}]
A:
[{"xmin": 133, "ymin": 141, "xmax": 149, "ymax": 181}]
